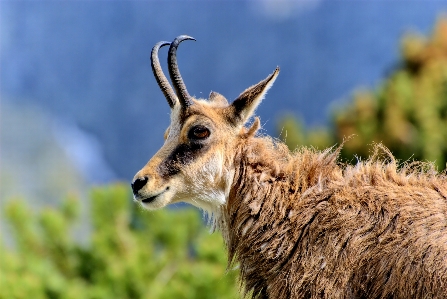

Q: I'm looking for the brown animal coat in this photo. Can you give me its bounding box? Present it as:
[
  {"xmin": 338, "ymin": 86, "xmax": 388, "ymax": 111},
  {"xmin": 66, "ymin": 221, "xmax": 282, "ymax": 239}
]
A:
[{"xmin": 221, "ymin": 134, "xmax": 447, "ymax": 299}]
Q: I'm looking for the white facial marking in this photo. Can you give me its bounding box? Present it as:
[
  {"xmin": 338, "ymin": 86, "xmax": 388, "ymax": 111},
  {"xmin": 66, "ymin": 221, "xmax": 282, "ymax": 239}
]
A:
[{"xmin": 181, "ymin": 151, "xmax": 229, "ymax": 213}]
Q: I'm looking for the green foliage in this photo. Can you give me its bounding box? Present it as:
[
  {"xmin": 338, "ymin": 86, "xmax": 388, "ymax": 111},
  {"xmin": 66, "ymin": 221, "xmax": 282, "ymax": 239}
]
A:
[
  {"xmin": 280, "ymin": 18, "xmax": 447, "ymax": 169},
  {"xmin": 1, "ymin": 184, "xmax": 239, "ymax": 299}
]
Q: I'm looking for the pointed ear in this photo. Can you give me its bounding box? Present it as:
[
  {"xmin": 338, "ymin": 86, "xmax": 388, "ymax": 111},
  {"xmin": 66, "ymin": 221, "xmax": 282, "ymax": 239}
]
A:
[
  {"xmin": 228, "ymin": 67, "xmax": 279, "ymax": 126},
  {"xmin": 209, "ymin": 91, "xmax": 229, "ymax": 106}
]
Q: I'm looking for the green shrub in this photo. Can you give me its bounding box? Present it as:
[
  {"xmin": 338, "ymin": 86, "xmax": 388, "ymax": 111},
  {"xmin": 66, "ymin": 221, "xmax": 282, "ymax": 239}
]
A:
[{"xmin": 1, "ymin": 184, "xmax": 239, "ymax": 299}]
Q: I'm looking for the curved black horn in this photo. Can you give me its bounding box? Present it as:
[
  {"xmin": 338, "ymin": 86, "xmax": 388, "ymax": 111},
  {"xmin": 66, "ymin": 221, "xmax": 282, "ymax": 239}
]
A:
[
  {"xmin": 151, "ymin": 41, "xmax": 177, "ymax": 108},
  {"xmin": 168, "ymin": 35, "xmax": 196, "ymax": 108}
]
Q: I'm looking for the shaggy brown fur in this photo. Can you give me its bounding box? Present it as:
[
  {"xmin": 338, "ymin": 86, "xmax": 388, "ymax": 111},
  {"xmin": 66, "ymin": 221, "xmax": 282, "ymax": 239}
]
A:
[{"xmin": 222, "ymin": 134, "xmax": 447, "ymax": 299}]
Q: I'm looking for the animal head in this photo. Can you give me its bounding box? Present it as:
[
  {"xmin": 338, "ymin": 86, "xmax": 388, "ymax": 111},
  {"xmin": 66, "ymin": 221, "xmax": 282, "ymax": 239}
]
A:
[{"xmin": 132, "ymin": 35, "xmax": 279, "ymax": 213}]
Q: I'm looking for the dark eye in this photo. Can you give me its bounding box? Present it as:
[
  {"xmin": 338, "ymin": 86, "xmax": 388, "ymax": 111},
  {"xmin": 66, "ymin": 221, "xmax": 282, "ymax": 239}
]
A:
[{"xmin": 188, "ymin": 125, "xmax": 210, "ymax": 140}]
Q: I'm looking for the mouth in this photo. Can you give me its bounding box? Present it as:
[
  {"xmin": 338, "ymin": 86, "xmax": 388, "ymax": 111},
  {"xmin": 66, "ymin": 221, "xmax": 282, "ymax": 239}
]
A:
[{"xmin": 140, "ymin": 187, "xmax": 169, "ymax": 204}]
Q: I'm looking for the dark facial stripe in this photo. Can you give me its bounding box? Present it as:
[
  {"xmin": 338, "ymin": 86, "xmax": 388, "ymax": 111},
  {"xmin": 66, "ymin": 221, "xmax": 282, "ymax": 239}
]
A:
[
  {"xmin": 157, "ymin": 141, "xmax": 209, "ymax": 178},
  {"xmin": 158, "ymin": 106, "xmax": 213, "ymax": 178}
]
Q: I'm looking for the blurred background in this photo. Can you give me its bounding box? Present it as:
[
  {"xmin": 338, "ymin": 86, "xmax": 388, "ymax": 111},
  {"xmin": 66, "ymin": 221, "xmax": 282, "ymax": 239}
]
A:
[{"xmin": 2, "ymin": 1, "xmax": 447, "ymax": 298}]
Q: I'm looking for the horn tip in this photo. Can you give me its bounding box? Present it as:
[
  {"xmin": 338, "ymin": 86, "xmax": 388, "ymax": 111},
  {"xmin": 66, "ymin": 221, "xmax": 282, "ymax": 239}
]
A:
[
  {"xmin": 177, "ymin": 35, "xmax": 196, "ymax": 42},
  {"xmin": 152, "ymin": 41, "xmax": 171, "ymax": 53}
]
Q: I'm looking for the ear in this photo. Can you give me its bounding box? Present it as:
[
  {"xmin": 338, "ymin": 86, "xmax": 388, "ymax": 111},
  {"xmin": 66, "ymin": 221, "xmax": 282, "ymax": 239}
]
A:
[
  {"xmin": 228, "ymin": 67, "xmax": 279, "ymax": 126},
  {"xmin": 209, "ymin": 91, "xmax": 229, "ymax": 106}
]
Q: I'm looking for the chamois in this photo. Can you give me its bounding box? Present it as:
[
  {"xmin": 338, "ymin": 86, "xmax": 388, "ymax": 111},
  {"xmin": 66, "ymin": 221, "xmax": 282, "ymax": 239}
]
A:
[{"xmin": 132, "ymin": 35, "xmax": 447, "ymax": 299}]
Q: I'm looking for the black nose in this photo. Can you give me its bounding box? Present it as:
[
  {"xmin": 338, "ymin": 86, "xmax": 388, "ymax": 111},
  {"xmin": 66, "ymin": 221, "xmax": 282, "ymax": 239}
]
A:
[{"xmin": 131, "ymin": 176, "xmax": 148, "ymax": 195}]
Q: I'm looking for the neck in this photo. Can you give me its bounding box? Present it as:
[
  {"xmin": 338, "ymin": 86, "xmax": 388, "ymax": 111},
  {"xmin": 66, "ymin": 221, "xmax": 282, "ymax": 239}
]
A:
[
  {"xmin": 217, "ymin": 137, "xmax": 341, "ymax": 297},
  {"xmin": 217, "ymin": 137, "xmax": 291, "ymax": 296}
]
